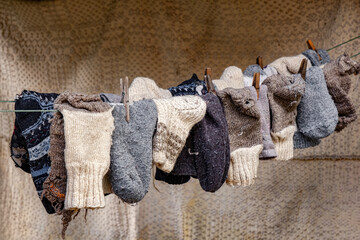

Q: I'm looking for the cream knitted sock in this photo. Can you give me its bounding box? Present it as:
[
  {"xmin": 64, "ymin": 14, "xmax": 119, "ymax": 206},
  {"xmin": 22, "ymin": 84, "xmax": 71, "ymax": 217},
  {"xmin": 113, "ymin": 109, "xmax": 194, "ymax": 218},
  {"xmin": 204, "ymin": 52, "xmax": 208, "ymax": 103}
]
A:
[
  {"xmin": 269, "ymin": 54, "xmax": 311, "ymax": 76},
  {"xmin": 213, "ymin": 66, "xmax": 244, "ymax": 90},
  {"xmin": 153, "ymin": 96, "xmax": 206, "ymax": 173},
  {"xmin": 271, "ymin": 125, "xmax": 296, "ymax": 161},
  {"xmin": 63, "ymin": 108, "xmax": 115, "ymax": 210},
  {"xmin": 129, "ymin": 77, "xmax": 172, "ymax": 102}
]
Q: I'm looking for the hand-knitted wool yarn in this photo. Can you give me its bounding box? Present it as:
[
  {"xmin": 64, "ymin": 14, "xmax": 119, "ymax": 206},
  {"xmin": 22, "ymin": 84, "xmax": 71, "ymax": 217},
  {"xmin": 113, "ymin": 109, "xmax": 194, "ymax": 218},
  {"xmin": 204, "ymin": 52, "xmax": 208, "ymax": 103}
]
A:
[
  {"xmin": 217, "ymin": 87, "xmax": 262, "ymax": 186},
  {"xmin": 110, "ymin": 100, "xmax": 157, "ymax": 203},
  {"xmin": 14, "ymin": 90, "xmax": 59, "ymax": 214},
  {"xmin": 212, "ymin": 66, "xmax": 244, "ymax": 90},
  {"xmin": 61, "ymin": 106, "xmax": 114, "ymax": 210},
  {"xmin": 10, "ymin": 119, "xmax": 30, "ymax": 173},
  {"xmin": 323, "ymin": 54, "xmax": 359, "ymax": 132},
  {"xmin": 129, "ymin": 77, "xmax": 172, "ymax": 102},
  {"xmin": 168, "ymin": 74, "xmax": 208, "ymax": 96},
  {"xmin": 156, "ymin": 93, "xmax": 230, "ymax": 192},
  {"xmin": 293, "ymin": 67, "xmax": 338, "ymax": 149},
  {"xmin": 243, "ymin": 65, "xmax": 278, "ymax": 87},
  {"xmin": 262, "ymin": 74, "xmax": 305, "ymax": 160},
  {"xmin": 152, "ymin": 96, "xmax": 206, "ymax": 173},
  {"xmin": 269, "ymin": 54, "xmax": 311, "ymax": 76},
  {"xmin": 100, "ymin": 93, "xmax": 123, "ymax": 103},
  {"xmin": 302, "ymin": 49, "xmax": 331, "ymax": 66},
  {"xmin": 293, "ymin": 132, "xmax": 321, "ymax": 149},
  {"xmin": 258, "ymin": 85, "xmax": 277, "ymax": 159}
]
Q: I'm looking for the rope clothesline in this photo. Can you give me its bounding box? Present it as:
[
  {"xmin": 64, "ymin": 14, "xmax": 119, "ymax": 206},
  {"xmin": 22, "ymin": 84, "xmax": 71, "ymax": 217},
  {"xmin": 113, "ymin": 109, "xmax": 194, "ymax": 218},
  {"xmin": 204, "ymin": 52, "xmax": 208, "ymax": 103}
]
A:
[{"xmin": 327, "ymin": 35, "xmax": 360, "ymax": 52}]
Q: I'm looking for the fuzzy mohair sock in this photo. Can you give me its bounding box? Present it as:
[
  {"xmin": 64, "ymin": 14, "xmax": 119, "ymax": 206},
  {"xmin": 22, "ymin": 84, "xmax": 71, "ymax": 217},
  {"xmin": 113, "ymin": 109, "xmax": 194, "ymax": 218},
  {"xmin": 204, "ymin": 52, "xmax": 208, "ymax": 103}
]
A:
[
  {"xmin": 217, "ymin": 87, "xmax": 262, "ymax": 186},
  {"xmin": 323, "ymin": 53, "xmax": 359, "ymax": 132},
  {"xmin": 258, "ymin": 85, "xmax": 277, "ymax": 159},
  {"xmin": 155, "ymin": 93, "xmax": 230, "ymax": 192},
  {"xmin": 129, "ymin": 77, "xmax": 172, "ymax": 102},
  {"xmin": 243, "ymin": 65, "xmax": 278, "ymax": 87},
  {"xmin": 100, "ymin": 93, "xmax": 123, "ymax": 103},
  {"xmin": 294, "ymin": 67, "xmax": 338, "ymax": 149},
  {"xmin": 213, "ymin": 66, "xmax": 244, "ymax": 90},
  {"xmin": 110, "ymin": 100, "xmax": 157, "ymax": 203},
  {"xmin": 10, "ymin": 119, "xmax": 30, "ymax": 173},
  {"xmin": 14, "ymin": 90, "xmax": 59, "ymax": 214},
  {"xmin": 61, "ymin": 106, "xmax": 114, "ymax": 210},
  {"xmin": 169, "ymin": 74, "xmax": 208, "ymax": 96},
  {"xmin": 262, "ymin": 74, "xmax": 305, "ymax": 160},
  {"xmin": 302, "ymin": 49, "xmax": 331, "ymax": 66},
  {"xmin": 269, "ymin": 55, "xmax": 311, "ymax": 76},
  {"xmin": 152, "ymin": 96, "xmax": 206, "ymax": 173}
]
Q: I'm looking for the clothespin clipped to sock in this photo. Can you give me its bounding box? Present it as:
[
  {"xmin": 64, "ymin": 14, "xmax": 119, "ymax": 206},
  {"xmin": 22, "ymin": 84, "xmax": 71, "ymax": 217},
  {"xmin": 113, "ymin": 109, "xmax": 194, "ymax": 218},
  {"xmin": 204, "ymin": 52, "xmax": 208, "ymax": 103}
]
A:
[
  {"xmin": 120, "ymin": 77, "xmax": 130, "ymax": 122},
  {"xmin": 256, "ymin": 56, "xmax": 264, "ymax": 69},
  {"xmin": 298, "ymin": 58, "xmax": 308, "ymax": 80},
  {"xmin": 252, "ymin": 72, "xmax": 260, "ymax": 99},
  {"xmin": 307, "ymin": 39, "xmax": 322, "ymax": 61},
  {"xmin": 204, "ymin": 67, "xmax": 216, "ymax": 94}
]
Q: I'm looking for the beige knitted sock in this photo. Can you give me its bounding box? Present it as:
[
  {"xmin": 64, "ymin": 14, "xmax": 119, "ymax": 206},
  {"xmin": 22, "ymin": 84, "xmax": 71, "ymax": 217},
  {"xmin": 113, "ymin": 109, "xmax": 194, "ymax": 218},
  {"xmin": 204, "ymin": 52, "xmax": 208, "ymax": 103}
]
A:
[
  {"xmin": 271, "ymin": 125, "xmax": 296, "ymax": 161},
  {"xmin": 63, "ymin": 108, "xmax": 115, "ymax": 210},
  {"xmin": 269, "ymin": 54, "xmax": 311, "ymax": 76},
  {"xmin": 213, "ymin": 66, "xmax": 244, "ymax": 90},
  {"xmin": 152, "ymin": 96, "xmax": 206, "ymax": 173},
  {"xmin": 129, "ymin": 77, "xmax": 172, "ymax": 102}
]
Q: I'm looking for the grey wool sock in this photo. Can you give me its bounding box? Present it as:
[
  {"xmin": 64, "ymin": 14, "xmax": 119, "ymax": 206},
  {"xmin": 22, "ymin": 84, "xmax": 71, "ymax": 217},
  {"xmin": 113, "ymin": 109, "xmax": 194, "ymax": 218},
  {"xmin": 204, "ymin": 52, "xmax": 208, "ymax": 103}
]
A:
[
  {"xmin": 110, "ymin": 100, "xmax": 157, "ymax": 203},
  {"xmin": 294, "ymin": 66, "xmax": 338, "ymax": 149},
  {"xmin": 302, "ymin": 49, "xmax": 331, "ymax": 66},
  {"xmin": 243, "ymin": 65, "xmax": 277, "ymax": 86},
  {"xmin": 293, "ymin": 131, "xmax": 321, "ymax": 149},
  {"xmin": 100, "ymin": 93, "xmax": 123, "ymax": 103}
]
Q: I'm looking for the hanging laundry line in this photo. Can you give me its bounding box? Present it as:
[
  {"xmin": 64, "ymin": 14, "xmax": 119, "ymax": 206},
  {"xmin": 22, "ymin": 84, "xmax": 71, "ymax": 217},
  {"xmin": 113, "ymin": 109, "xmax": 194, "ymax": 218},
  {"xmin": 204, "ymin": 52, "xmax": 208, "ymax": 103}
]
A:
[{"xmin": 327, "ymin": 35, "xmax": 360, "ymax": 52}]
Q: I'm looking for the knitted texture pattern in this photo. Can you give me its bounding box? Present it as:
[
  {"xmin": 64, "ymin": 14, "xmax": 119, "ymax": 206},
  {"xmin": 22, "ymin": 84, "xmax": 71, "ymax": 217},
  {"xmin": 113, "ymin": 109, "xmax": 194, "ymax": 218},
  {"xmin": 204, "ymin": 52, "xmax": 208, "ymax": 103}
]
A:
[
  {"xmin": 13, "ymin": 90, "xmax": 59, "ymax": 214},
  {"xmin": 269, "ymin": 54, "xmax": 311, "ymax": 76},
  {"xmin": 168, "ymin": 74, "xmax": 208, "ymax": 96},
  {"xmin": 243, "ymin": 65, "xmax": 278, "ymax": 87},
  {"xmin": 293, "ymin": 132, "xmax": 321, "ymax": 149},
  {"xmin": 156, "ymin": 93, "xmax": 230, "ymax": 192},
  {"xmin": 10, "ymin": 119, "xmax": 30, "ymax": 173},
  {"xmin": 110, "ymin": 100, "xmax": 157, "ymax": 203},
  {"xmin": 152, "ymin": 96, "xmax": 206, "ymax": 173},
  {"xmin": 323, "ymin": 54, "xmax": 359, "ymax": 132},
  {"xmin": 258, "ymin": 85, "xmax": 277, "ymax": 159},
  {"xmin": 100, "ymin": 93, "xmax": 123, "ymax": 103},
  {"xmin": 294, "ymin": 67, "xmax": 338, "ymax": 149},
  {"xmin": 217, "ymin": 87, "xmax": 262, "ymax": 186},
  {"xmin": 302, "ymin": 49, "xmax": 331, "ymax": 66},
  {"xmin": 129, "ymin": 77, "xmax": 172, "ymax": 102},
  {"xmin": 62, "ymin": 107, "xmax": 114, "ymax": 210},
  {"xmin": 263, "ymin": 74, "xmax": 305, "ymax": 160},
  {"xmin": 213, "ymin": 66, "xmax": 244, "ymax": 90}
]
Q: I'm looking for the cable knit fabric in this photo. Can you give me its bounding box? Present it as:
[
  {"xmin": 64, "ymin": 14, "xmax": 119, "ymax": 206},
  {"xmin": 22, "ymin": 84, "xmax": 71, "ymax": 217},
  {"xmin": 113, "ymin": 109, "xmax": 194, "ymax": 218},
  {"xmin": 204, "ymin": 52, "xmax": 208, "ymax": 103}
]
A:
[
  {"xmin": 302, "ymin": 49, "xmax": 331, "ymax": 66},
  {"xmin": 258, "ymin": 85, "xmax": 277, "ymax": 159},
  {"xmin": 155, "ymin": 93, "xmax": 230, "ymax": 192},
  {"xmin": 61, "ymin": 107, "xmax": 114, "ymax": 210},
  {"xmin": 152, "ymin": 96, "xmax": 206, "ymax": 173},
  {"xmin": 168, "ymin": 74, "xmax": 208, "ymax": 96},
  {"xmin": 323, "ymin": 54, "xmax": 359, "ymax": 132},
  {"xmin": 10, "ymin": 119, "xmax": 30, "ymax": 173},
  {"xmin": 243, "ymin": 65, "xmax": 278, "ymax": 87},
  {"xmin": 213, "ymin": 66, "xmax": 244, "ymax": 91},
  {"xmin": 217, "ymin": 87, "xmax": 262, "ymax": 186},
  {"xmin": 294, "ymin": 67, "xmax": 338, "ymax": 148},
  {"xmin": 13, "ymin": 90, "xmax": 59, "ymax": 214},
  {"xmin": 129, "ymin": 77, "xmax": 172, "ymax": 102},
  {"xmin": 110, "ymin": 100, "xmax": 157, "ymax": 203},
  {"xmin": 269, "ymin": 54, "xmax": 311, "ymax": 76},
  {"xmin": 263, "ymin": 74, "xmax": 305, "ymax": 160}
]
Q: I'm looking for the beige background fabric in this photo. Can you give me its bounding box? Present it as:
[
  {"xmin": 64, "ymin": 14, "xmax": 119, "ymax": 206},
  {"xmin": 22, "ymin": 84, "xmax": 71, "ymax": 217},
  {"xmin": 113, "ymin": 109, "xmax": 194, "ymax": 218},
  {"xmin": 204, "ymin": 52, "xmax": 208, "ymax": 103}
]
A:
[{"xmin": 0, "ymin": 0, "xmax": 359, "ymax": 239}]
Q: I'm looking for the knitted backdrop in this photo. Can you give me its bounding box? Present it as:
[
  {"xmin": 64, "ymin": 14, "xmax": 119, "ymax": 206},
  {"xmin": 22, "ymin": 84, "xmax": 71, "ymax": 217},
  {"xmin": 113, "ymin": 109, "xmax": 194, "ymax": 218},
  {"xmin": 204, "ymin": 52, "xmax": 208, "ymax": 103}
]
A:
[{"xmin": 0, "ymin": 0, "xmax": 359, "ymax": 239}]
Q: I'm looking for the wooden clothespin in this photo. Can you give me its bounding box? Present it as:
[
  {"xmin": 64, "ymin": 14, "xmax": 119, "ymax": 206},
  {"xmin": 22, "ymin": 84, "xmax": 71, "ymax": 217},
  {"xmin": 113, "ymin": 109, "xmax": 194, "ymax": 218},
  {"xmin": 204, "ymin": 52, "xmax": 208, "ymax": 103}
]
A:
[
  {"xmin": 256, "ymin": 56, "xmax": 264, "ymax": 69},
  {"xmin": 298, "ymin": 58, "xmax": 308, "ymax": 80},
  {"xmin": 252, "ymin": 72, "xmax": 260, "ymax": 99},
  {"xmin": 204, "ymin": 67, "xmax": 216, "ymax": 94},
  {"xmin": 306, "ymin": 39, "xmax": 322, "ymax": 61},
  {"xmin": 120, "ymin": 77, "xmax": 130, "ymax": 122}
]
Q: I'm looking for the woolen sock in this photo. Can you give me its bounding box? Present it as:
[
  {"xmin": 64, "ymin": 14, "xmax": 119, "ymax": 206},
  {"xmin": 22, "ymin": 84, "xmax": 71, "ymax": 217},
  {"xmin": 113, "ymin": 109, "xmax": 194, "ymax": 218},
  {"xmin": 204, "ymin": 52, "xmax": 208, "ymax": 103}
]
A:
[
  {"xmin": 302, "ymin": 49, "xmax": 331, "ymax": 66},
  {"xmin": 213, "ymin": 66, "xmax": 244, "ymax": 90},
  {"xmin": 129, "ymin": 77, "xmax": 172, "ymax": 102},
  {"xmin": 62, "ymin": 107, "xmax": 114, "ymax": 210},
  {"xmin": 169, "ymin": 74, "xmax": 208, "ymax": 96},
  {"xmin": 156, "ymin": 93, "xmax": 230, "ymax": 192},
  {"xmin": 14, "ymin": 90, "xmax": 59, "ymax": 214},
  {"xmin": 217, "ymin": 87, "xmax": 262, "ymax": 186},
  {"xmin": 152, "ymin": 96, "xmax": 206, "ymax": 173},
  {"xmin": 110, "ymin": 100, "xmax": 157, "ymax": 203},
  {"xmin": 10, "ymin": 119, "xmax": 30, "ymax": 173},
  {"xmin": 258, "ymin": 85, "xmax": 277, "ymax": 159},
  {"xmin": 100, "ymin": 93, "xmax": 123, "ymax": 103},
  {"xmin": 293, "ymin": 131, "xmax": 321, "ymax": 149},
  {"xmin": 243, "ymin": 65, "xmax": 277, "ymax": 87},
  {"xmin": 294, "ymin": 66, "xmax": 338, "ymax": 148},
  {"xmin": 262, "ymin": 74, "xmax": 305, "ymax": 160},
  {"xmin": 269, "ymin": 54, "xmax": 311, "ymax": 76},
  {"xmin": 323, "ymin": 53, "xmax": 359, "ymax": 132}
]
